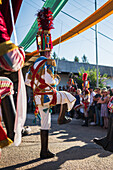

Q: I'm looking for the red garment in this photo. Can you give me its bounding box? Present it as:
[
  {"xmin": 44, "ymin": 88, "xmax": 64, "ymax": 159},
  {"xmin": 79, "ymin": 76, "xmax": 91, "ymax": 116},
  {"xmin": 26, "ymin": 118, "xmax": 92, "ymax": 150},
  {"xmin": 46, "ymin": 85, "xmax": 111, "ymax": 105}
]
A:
[
  {"xmin": 0, "ymin": 11, "xmax": 10, "ymax": 43},
  {"xmin": 83, "ymin": 101, "xmax": 89, "ymax": 111},
  {"xmin": 67, "ymin": 86, "xmax": 76, "ymax": 95},
  {"xmin": 30, "ymin": 59, "xmax": 57, "ymax": 106},
  {"xmin": 0, "ymin": 122, "xmax": 7, "ymax": 141},
  {"xmin": 0, "ymin": 122, "xmax": 13, "ymax": 148},
  {"xmin": 0, "ymin": 0, "xmax": 23, "ymax": 39}
]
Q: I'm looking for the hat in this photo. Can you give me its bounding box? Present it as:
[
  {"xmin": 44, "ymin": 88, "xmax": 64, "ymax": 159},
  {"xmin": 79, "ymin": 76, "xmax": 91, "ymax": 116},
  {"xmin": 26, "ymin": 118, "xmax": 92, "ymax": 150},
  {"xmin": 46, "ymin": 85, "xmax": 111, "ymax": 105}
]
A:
[
  {"xmin": 95, "ymin": 87, "xmax": 101, "ymax": 90},
  {"xmin": 82, "ymin": 73, "xmax": 90, "ymax": 88},
  {"xmin": 102, "ymin": 87, "xmax": 107, "ymax": 92},
  {"xmin": 36, "ymin": 7, "xmax": 54, "ymax": 52}
]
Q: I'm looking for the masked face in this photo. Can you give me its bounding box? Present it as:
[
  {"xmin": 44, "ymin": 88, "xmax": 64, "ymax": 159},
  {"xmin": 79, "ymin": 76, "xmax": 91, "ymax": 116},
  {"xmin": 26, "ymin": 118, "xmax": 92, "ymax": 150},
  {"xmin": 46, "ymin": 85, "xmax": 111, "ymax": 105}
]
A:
[{"xmin": 45, "ymin": 51, "xmax": 51, "ymax": 58}]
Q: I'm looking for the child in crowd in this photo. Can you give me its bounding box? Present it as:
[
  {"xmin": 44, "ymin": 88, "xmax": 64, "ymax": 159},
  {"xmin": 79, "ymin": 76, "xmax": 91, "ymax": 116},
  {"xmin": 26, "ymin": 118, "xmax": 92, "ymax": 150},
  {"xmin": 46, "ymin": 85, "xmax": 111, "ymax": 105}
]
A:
[{"xmin": 75, "ymin": 89, "xmax": 82, "ymax": 119}]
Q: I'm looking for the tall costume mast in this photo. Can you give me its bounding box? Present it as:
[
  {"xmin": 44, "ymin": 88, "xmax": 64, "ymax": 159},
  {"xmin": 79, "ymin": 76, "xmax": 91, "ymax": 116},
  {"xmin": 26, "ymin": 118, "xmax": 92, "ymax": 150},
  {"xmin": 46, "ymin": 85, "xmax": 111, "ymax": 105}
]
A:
[
  {"xmin": 81, "ymin": 73, "xmax": 90, "ymax": 126},
  {"xmin": 25, "ymin": 7, "xmax": 76, "ymax": 159}
]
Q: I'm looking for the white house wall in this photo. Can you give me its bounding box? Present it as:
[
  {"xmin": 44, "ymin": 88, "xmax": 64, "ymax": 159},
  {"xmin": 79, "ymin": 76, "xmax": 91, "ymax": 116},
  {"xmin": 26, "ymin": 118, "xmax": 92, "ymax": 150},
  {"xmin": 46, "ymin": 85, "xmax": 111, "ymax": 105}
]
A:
[
  {"xmin": 57, "ymin": 73, "xmax": 69, "ymax": 90},
  {"xmin": 105, "ymin": 78, "xmax": 113, "ymax": 88}
]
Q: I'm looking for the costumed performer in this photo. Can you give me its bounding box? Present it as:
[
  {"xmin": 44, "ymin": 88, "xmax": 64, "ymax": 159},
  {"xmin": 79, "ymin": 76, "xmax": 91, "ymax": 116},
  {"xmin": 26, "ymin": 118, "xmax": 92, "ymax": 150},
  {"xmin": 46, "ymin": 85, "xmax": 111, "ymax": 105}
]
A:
[
  {"xmin": 67, "ymin": 77, "xmax": 76, "ymax": 96},
  {"xmin": 74, "ymin": 73, "xmax": 90, "ymax": 126},
  {"xmin": 0, "ymin": 1, "xmax": 27, "ymax": 149},
  {"xmin": 25, "ymin": 7, "xmax": 76, "ymax": 159},
  {"xmin": 81, "ymin": 88, "xmax": 90, "ymax": 126},
  {"xmin": 93, "ymin": 96, "xmax": 113, "ymax": 152},
  {"xmin": 81, "ymin": 73, "xmax": 90, "ymax": 126},
  {"xmin": 67, "ymin": 77, "xmax": 76, "ymax": 118},
  {"xmin": 0, "ymin": 77, "xmax": 14, "ymax": 148}
]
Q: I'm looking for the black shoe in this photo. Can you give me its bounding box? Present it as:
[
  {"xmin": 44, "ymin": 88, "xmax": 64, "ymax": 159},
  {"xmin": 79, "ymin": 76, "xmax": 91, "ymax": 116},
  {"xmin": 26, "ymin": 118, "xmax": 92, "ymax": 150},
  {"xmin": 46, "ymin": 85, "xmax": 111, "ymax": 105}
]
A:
[
  {"xmin": 93, "ymin": 138, "xmax": 103, "ymax": 146},
  {"xmin": 40, "ymin": 150, "xmax": 55, "ymax": 159},
  {"xmin": 93, "ymin": 137, "xmax": 108, "ymax": 148},
  {"xmin": 82, "ymin": 123, "xmax": 88, "ymax": 127},
  {"xmin": 58, "ymin": 116, "xmax": 72, "ymax": 125},
  {"xmin": 47, "ymin": 150, "xmax": 56, "ymax": 157},
  {"xmin": 82, "ymin": 118, "xmax": 88, "ymax": 127}
]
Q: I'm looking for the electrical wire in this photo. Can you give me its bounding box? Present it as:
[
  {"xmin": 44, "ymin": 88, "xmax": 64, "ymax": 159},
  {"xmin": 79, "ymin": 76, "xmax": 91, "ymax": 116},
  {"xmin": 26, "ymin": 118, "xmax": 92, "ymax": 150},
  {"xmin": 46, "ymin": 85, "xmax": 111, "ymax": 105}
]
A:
[
  {"xmin": 61, "ymin": 11, "xmax": 113, "ymax": 42},
  {"xmin": 70, "ymin": 0, "xmax": 113, "ymax": 30},
  {"xmin": 24, "ymin": 0, "xmax": 113, "ymax": 41},
  {"xmin": 22, "ymin": 0, "xmax": 113, "ymax": 43},
  {"xmin": 28, "ymin": 0, "xmax": 41, "ymax": 7},
  {"xmin": 41, "ymin": 0, "xmax": 113, "ymax": 42},
  {"xmin": 24, "ymin": 1, "xmax": 39, "ymax": 10},
  {"xmin": 70, "ymin": 0, "xmax": 94, "ymax": 13},
  {"xmin": 16, "ymin": 0, "xmax": 113, "ymax": 61}
]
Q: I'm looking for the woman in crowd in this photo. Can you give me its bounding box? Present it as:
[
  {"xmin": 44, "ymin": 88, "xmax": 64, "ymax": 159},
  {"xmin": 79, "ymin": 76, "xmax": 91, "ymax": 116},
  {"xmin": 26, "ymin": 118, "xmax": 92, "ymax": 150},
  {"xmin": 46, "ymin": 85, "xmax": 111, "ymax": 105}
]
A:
[
  {"xmin": 97, "ymin": 88, "xmax": 109, "ymax": 129},
  {"xmin": 93, "ymin": 95, "xmax": 113, "ymax": 152}
]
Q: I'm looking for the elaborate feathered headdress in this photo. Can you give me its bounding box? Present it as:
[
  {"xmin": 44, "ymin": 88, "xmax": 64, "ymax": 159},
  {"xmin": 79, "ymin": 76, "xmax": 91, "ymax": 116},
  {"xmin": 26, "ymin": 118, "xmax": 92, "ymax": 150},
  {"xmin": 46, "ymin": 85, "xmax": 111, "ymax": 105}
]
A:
[
  {"xmin": 67, "ymin": 78, "xmax": 74, "ymax": 85},
  {"xmin": 82, "ymin": 73, "xmax": 88, "ymax": 81},
  {"xmin": 36, "ymin": 7, "xmax": 54, "ymax": 52},
  {"xmin": 82, "ymin": 73, "xmax": 89, "ymax": 88}
]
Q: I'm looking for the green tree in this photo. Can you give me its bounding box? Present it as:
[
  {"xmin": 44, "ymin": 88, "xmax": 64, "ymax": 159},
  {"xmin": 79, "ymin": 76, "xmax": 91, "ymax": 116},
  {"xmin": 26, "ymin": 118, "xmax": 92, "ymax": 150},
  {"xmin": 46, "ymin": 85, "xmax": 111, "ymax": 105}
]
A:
[
  {"xmin": 74, "ymin": 56, "xmax": 79, "ymax": 62},
  {"xmin": 61, "ymin": 57, "xmax": 66, "ymax": 60},
  {"xmin": 73, "ymin": 67, "xmax": 108, "ymax": 89},
  {"xmin": 82, "ymin": 54, "xmax": 88, "ymax": 63},
  {"xmin": 52, "ymin": 52, "xmax": 59, "ymax": 59}
]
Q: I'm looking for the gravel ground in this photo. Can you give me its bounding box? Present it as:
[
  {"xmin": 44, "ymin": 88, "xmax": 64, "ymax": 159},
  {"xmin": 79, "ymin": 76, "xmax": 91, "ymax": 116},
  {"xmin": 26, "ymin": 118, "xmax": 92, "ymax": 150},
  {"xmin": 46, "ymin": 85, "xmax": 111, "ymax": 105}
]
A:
[{"xmin": 0, "ymin": 113, "xmax": 113, "ymax": 170}]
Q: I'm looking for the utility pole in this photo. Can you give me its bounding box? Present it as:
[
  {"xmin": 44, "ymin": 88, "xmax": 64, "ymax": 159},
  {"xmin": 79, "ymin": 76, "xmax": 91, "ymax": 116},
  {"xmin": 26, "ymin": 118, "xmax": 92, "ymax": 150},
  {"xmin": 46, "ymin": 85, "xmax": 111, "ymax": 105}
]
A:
[{"xmin": 95, "ymin": 0, "xmax": 99, "ymax": 87}]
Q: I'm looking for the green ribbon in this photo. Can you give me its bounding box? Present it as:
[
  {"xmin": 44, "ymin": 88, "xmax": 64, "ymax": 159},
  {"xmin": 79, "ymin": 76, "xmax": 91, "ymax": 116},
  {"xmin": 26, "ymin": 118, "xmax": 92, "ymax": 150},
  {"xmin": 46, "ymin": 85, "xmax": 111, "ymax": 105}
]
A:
[{"xmin": 43, "ymin": 33, "xmax": 45, "ymax": 50}]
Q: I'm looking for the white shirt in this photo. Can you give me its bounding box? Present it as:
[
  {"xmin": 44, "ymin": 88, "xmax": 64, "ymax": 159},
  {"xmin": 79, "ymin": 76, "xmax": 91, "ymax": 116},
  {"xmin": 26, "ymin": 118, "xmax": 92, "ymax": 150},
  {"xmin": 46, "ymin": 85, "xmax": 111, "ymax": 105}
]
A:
[{"xmin": 90, "ymin": 91, "xmax": 95, "ymax": 106}]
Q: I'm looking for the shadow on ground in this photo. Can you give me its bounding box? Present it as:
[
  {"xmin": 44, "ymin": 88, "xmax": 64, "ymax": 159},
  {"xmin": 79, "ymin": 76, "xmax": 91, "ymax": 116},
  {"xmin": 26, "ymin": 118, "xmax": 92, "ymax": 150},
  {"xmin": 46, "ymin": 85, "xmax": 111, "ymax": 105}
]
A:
[{"xmin": 1, "ymin": 114, "xmax": 112, "ymax": 170}]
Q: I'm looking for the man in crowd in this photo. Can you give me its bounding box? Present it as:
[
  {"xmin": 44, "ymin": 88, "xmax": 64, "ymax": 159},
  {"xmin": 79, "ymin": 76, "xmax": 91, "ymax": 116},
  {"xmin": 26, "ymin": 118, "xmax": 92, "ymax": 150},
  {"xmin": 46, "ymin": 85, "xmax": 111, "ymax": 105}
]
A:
[
  {"xmin": 93, "ymin": 87, "xmax": 103, "ymax": 127},
  {"xmin": 89, "ymin": 87, "xmax": 96, "ymax": 125}
]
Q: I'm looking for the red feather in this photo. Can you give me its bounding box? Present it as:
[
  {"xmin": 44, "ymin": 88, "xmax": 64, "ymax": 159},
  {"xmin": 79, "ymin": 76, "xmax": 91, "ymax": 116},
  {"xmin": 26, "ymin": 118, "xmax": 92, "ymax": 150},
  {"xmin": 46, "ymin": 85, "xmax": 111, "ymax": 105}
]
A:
[
  {"xmin": 37, "ymin": 7, "xmax": 54, "ymax": 31},
  {"xmin": 82, "ymin": 73, "xmax": 88, "ymax": 81}
]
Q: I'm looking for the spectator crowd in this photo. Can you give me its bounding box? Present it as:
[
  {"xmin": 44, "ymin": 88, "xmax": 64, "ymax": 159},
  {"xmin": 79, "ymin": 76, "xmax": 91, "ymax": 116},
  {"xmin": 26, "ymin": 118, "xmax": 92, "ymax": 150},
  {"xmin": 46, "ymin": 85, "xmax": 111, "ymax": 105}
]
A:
[{"xmin": 58, "ymin": 84, "xmax": 113, "ymax": 129}]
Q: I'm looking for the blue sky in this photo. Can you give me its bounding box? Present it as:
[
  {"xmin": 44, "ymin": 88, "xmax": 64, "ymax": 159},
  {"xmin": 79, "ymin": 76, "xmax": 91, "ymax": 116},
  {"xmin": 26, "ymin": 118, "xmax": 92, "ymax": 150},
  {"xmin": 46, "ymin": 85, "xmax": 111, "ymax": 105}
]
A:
[{"xmin": 11, "ymin": 0, "xmax": 113, "ymax": 67}]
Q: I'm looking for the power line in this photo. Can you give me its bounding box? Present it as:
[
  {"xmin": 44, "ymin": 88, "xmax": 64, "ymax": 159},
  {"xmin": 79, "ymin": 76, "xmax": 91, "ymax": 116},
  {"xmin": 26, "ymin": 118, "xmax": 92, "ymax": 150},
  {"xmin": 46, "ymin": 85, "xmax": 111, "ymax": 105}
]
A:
[
  {"xmin": 16, "ymin": 24, "xmax": 32, "ymax": 29},
  {"xmin": 53, "ymin": 15, "xmax": 113, "ymax": 60},
  {"xmin": 61, "ymin": 10, "xmax": 113, "ymax": 42},
  {"xmin": 24, "ymin": 1, "xmax": 37, "ymax": 9},
  {"xmin": 85, "ymin": 0, "xmax": 95, "ymax": 4},
  {"xmin": 85, "ymin": 0, "xmax": 107, "ymax": 7},
  {"xmin": 24, "ymin": 1, "xmax": 40, "ymax": 10},
  {"xmin": 41, "ymin": 0, "xmax": 113, "ymax": 42},
  {"xmin": 28, "ymin": 0, "xmax": 41, "ymax": 7},
  {"xmin": 54, "ymin": 16, "xmax": 113, "ymax": 61},
  {"xmin": 20, "ymin": 0, "xmax": 113, "ymax": 57},
  {"xmin": 70, "ymin": 0, "xmax": 113, "ymax": 31},
  {"xmin": 71, "ymin": 0, "xmax": 94, "ymax": 13}
]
